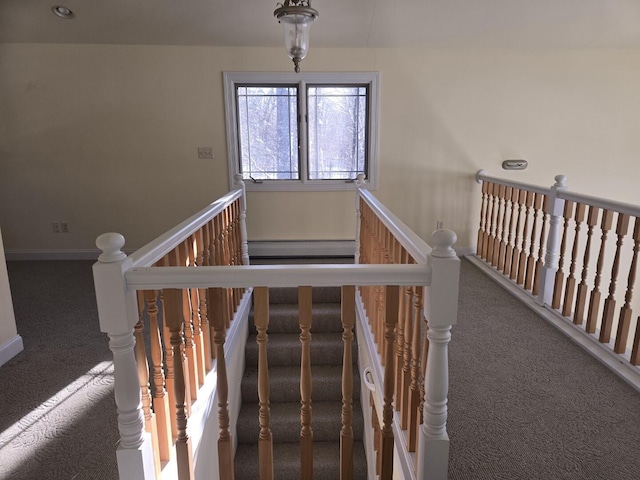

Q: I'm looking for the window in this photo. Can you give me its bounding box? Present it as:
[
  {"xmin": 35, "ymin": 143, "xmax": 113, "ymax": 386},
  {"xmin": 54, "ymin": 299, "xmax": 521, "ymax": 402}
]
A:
[{"xmin": 224, "ymin": 72, "xmax": 379, "ymax": 191}]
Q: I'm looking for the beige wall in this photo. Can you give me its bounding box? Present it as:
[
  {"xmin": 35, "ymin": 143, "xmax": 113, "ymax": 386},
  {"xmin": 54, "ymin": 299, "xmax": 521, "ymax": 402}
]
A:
[
  {"xmin": 0, "ymin": 227, "xmax": 18, "ymax": 346},
  {"xmin": 1, "ymin": 44, "xmax": 639, "ymax": 253}
]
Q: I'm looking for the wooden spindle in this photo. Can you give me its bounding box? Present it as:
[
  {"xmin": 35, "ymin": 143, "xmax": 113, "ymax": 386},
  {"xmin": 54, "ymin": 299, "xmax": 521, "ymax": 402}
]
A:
[
  {"xmin": 573, "ymin": 206, "xmax": 599, "ymax": 325},
  {"xmin": 401, "ymin": 283, "xmax": 414, "ymax": 429},
  {"xmin": 394, "ymin": 249, "xmax": 407, "ymax": 409},
  {"xmin": 341, "ymin": 285, "xmax": 355, "ymax": 480},
  {"xmin": 532, "ymin": 196, "xmax": 549, "ymax": 296},
  {"xmin": 516, "ymin": 190, "xmax": 534, "ymax": 285},
  {"xmin": 477, "ymin": 181, "xmax": 488, "ymax": 257},
  {"xmin": 600, "ymin": 213, "xmax": 630, "ymax": 344},
  {"xmin": 134, "ymin": 294, "xmax": 161, "ymax": 476},
  {"xmin": 633, "ymin": 316, "xmax": 640, "ymax": 365},
  {"xmin": 158, "ymin": 257, "xmax": 178, "ymax": 438},
  {"xmin": 552, "ymin": 201, "xmax": 574, "ymax": 309},
  {"xmin": 299, "ymin": 286, "xmax": 314, "ymax": 479},
  {"xmin": 497, "ymin": 186, "xmax": 513, "ymax": 272},
  {"xmin": 176, "ymin": 244, "xmax": 197, "ymax": 402},
  {"xmin": 407, "ymin": 286, "xmax": 424, "ymax": 452},
  {"xmin": 525, "ymin": 192, "xmax": 543, "ymax": 291},
  {"xmin": 381, "ymin": 286, "xmax": 399, "ymax": 480},
  {"xmin": 196, "ymin": 227, "xmax": 212, "ymax": 371},
  {"xmin": 209, "ymin": 287, "xmax": 235, "ymax": 480},
  {"xmin": 492, "ymin": 184, "xmax": 507, "ymax": 266},
  {"xmin": 562, "ymin": 203, "xmax": 586, "ymax": 317},
  {"xmin": 144, "ymin": 289, "xmax": 173, "ymax": 461},
  {"xmin": 163, "ymin": 288, "xmax": 195, "ymax": 480},
  {"xmin": 510, "ymin": 189, "xmax": 527, "ymax": 280},
  {"xmin": 614, "ymin": 218, "xmax": 640, "ymax": 353},
  {"xmin": 487, "ymin": 183, "xmax": 500, "ymax": 264},
  {"xmin": 254, "ymin": 287, "xmax": 274, "ymax": 480},
  {"xmin": 586, "ymin": 210, "xmax": 614, "ymax": 334},
  {"xmin": 503, "ymin": 187, "xmax": 519, "ymax": 275},
  {"xmin": 482, "ymin": 182, "xmax": 495, "ymax": 260},
  {"xmin": 188, "ymin": 235, "xmax": 206, "ymax": 386}
]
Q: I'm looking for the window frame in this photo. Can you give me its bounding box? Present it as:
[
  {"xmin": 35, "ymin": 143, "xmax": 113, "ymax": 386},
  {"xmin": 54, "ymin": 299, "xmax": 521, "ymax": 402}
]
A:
[{"xmin": 223, "ymin": 71, "xmax": 379, "ymax": 192}]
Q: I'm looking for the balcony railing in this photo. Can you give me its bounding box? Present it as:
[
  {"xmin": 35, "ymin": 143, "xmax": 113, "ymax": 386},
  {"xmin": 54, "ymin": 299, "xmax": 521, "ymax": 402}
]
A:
[
  {"xmin": 474, "ymin": 170, "xmax": 640, "ymax": 388},
  {"xmin": 93, "ymin": 175, "xmax": 460, "ymax": 480}
]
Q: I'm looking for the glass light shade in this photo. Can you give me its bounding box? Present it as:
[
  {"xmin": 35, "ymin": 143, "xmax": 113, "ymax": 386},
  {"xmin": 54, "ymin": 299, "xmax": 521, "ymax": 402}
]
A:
[{"xmin": 281, "ymin": 15, "xmax": 312, "ymax": 62}]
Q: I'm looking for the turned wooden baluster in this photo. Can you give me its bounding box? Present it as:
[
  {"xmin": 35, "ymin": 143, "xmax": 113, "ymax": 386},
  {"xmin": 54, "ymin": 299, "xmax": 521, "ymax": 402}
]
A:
[
  {"xmin": 163, "ymin": 288, "xmax": 195, "ymax": 479},
  {"xmin": 299, "ymin": 286, "xmax": 314, "ymax": 479},
  {"xmin": 196, "ymin": 226, "xmax": 212, "ymax": 371},
  {"xmin": 573, "ymin": 206, "xmax": 599, "ymax": 325},
  {"xmin": 394, "ymin": 248, "xmax": 407, "ymax": 409},
  {"xmin": 253, "ymin": 287, "xmax": 274, "ymax": 480},
  {"xmin": 532, "ymin": 196, "xmax": 549, "ymax": 296},
  {"xmin": 503, "ymin": 187, "xmax": 519, "ymax": 275},
  {"xmin": 600, "ymin": 213, "xmax": 630, "ymax": 344},
  {"xmin": 158, "ymin": 256, "xmax": 178, "ymax": 437},
  {"xmin": 209, "ymin": 287, "xmax": 235, "ymax": 480},
  {"xmin": 188, "ymin": 235, "xmax": 206, "ymax": 386},
  {"xmin": 633, "ymin": 319, "xmax": 640, "ymax": 366},
  {"xmin": 144, "ymin": 289, "xmax": 173, "ymax": 461},
  {"xmin": 477, "ymin": 181, "xmax": 489, "ymax": 257},
  {"xmin": 341, "ymin": 285, "xmax": 356, "ymax": 480},
  {"xmin": 517, "ymin": 190, "xmax": 535, "ymax": 285},
  {"xmin": 482, "ymin": 182, "xmax": 495, "ymax": 260},
  {"xmin": 222, "ymin": 209, "xmax": 235, "ymax": 324},
  {"xmin": 586, "ymin": 210, "xmax": 614, "ymax": 334},
  {"xmin": 552, "ymin": 201, "xmax": 575, "ymax": 309},
  {"xmin": 614, "ymin": 218, "xmax": 640, "ymax": 354},
  {"xmin": 525, "ymin": 192, "xmax": 543, "ymax": 291},
  {"xmin": 176, "ymin": 243, "xmax": 198, "ymax": 402},
  {"xmin": 135, "ymin": 292, "xmax": 161, "ymax": 476},
  {"xmin": 497, "ymin": 186, "xmax": 513, "ymax": 272},
  {"xmin": 487, "ymin": 183, "xmax": 500, "ymax": 264},
  {"xmin": 407, "ymin": 286, "xmax": 424, "ymax": 452},
  {"xmin": 401, "ymin": 279, "xmax": 414, "ymax": 429},
  {"xmin": 491, "ymin": 184, "xmax": 507, "ymax": 266},
  {"xmin": 215, "ymin": 213, "xmax": 233, "ymax": 328},
  {"xmin": 562, "ymin": 203, "xmax": 586, "ymax": 317},
  {"xmin": 418, "ymin": 313, "xmax": 429, "ymax": 455},
  {"xmin": 380, "ymin": 286, "xmax": 399, "ymax": 480},
  {"xmin": 509, "ymin": 189, "xmax": 527, "ymax": 280}
]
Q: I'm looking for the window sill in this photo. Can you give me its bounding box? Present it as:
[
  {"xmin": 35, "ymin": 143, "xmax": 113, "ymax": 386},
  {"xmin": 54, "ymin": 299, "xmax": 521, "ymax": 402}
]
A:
[{"xmin": 242, "ymin": 180, "xmax": 376, "ymax": 192}]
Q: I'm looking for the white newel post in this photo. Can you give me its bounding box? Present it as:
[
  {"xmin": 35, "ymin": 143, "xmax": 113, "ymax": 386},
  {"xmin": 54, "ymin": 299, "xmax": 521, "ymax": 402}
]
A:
[
  {"xmin": 235, "ymin": 174, "xmax": 251, "ymax": 266},
  {"xmin": 93, "ymin": 233, "xmax": 155, "ymax": 480},
  {"xmin": 418, "ymin": 229, "xmax": 460, "ymax": 480},
  {"xmin": 536, "ymin": 175, "xmax": 567, "ymax": 306},
  {"xmin": 354, "ymin": 174, "xmax": 367, "ymax": 264}
]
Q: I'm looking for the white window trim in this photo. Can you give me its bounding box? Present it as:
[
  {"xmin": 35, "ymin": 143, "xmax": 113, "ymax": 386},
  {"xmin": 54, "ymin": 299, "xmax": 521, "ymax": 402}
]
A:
[{"xmin": 223, "ymin": 71, "xmax": 379, "ymax": 192}]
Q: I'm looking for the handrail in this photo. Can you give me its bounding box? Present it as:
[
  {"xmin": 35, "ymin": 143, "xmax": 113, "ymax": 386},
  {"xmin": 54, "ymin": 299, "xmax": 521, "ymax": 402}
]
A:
[
  {"xmin": 125, "ymin": 264, "xmax": 431, "ymax": 290},
  {"xmin": 476, "ymin": 169, "xmax": 551, "ymax": 196},
  {"xmin": 358, "ymin": 187, "xmax": 431, "ymax": 263},
  {"xmin": 558, "ymin": 190, "xmax": 640, "ymax": 219},
  {"xmin": 129, "ymin": 189, "xmax": 242, "ymax": 268}
]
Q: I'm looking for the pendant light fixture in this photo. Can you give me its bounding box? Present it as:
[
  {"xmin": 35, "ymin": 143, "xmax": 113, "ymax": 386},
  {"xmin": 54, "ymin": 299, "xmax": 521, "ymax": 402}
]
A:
[{"xmin": 274, "ymin": 0, "xmax": 319, "ymax": 73}]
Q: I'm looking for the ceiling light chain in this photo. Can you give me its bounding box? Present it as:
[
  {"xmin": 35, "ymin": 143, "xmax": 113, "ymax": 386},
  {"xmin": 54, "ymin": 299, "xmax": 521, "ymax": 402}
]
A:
[{"xmin": 274, "ymin": 0, "xmax": 319, "ymax": 73}]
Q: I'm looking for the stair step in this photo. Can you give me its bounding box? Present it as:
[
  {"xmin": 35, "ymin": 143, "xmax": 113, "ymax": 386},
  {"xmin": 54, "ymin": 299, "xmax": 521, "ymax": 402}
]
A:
[
  {"xmin": 245, "ymin": 332, "xmax": 357, "ymax": 367},
  {"xmin": 249, "ymin": 303, "xmax": 343, "ymax": 334},
  {"xmin": 234, "ymin": 440, "xmax": 367, "ymax": 480},
  {"xmin": 266, "ymin": 286, "xmax": 342, "ymax": 305},
  {"xmin": 241, "ymin": 365, "xmax": 361, "ymax": 404},
  {"xmin": 236, "ymin": 400, "xmax": 364, "ymax": 444}
]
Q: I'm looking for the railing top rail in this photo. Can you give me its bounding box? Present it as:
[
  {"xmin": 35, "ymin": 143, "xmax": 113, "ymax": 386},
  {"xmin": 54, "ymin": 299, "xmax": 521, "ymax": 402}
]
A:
[
  {"xmin": 128, "ymin": 189, "xmax": 242, "ymax": 268},
  {"xmin": 124, "ymin": 263, "xmax": 432, "ymax": 290},
  {"xmin": 475, "ymin": 170, "xmax": 551, "ymax": 196},
  {"xmin": 558, "ymin": 190, "xmax": 640, "ymax": 218},
  {"xmin": 358, "ymin": 187, "xmax": 431, "ymax": 263}
]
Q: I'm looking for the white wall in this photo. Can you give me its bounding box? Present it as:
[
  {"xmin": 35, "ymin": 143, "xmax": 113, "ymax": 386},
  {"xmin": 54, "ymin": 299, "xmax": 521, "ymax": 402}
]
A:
[{"xmin": 1, "ymin": 44, "xmax": 639, "ymax": 254}]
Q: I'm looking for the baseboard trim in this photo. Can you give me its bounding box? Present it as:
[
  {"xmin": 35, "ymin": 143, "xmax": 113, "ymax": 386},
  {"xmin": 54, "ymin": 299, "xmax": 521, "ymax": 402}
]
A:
[
  {"xmin": 466, "ymin": 254, "xmax": 640, "ymax": 393},
  {"xmin": 248, "ymin": 240, "xmax": 355, "ymax": 258},
  {"xmin": 0, "ymin": 334, "xmax": 24, "ymax": 367},
  {"xmin": 454, "ymin": 246, "xmax": 475, "ymax": 257}
]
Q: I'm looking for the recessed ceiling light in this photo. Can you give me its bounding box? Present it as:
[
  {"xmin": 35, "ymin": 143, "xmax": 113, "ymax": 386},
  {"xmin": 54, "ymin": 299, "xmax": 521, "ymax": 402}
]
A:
[{"xmin": 52, "ymin": 6, "xmax": 74, "ymax": 19}]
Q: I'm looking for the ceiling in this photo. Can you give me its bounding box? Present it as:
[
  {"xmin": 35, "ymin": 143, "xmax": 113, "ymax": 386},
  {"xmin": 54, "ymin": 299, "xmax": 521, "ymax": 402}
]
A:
[{"xmin": 2, "ymin": 0, "xmax": 640, "ymax": 49}]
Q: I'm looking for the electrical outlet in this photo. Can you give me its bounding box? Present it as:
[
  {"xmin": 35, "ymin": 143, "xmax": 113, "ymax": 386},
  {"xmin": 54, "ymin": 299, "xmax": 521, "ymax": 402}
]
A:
[
  {"xmin": 52, "ymin": 222, "xmax": 61, "ymax": 233},
  {"xmin": 198, "ymin": 147, "xmax": 214, "ymax": 159},
  {"xmin": 61, "ymin": 222, "xmax": 69, "ymax": 233},
  {"xmin": 436, "ymin": 220, "xmax": 444, "ymax": 230}
]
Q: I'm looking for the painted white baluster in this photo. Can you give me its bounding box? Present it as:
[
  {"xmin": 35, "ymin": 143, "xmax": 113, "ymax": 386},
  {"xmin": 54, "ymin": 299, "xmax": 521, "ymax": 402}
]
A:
[
  {"xmin": 234, "ymin": 174, "xmax": 250, "ymax": 266},
  {"xmin": 93, "ymin": 233, "xmax": 155, "ymax": 480},
  {"xmin": 537, "ymin": 175, "xmax": 568, "ymax": 306},
  {"xmin": 417, "ymin": 229, "xmax": 459, "ymax": 480}
]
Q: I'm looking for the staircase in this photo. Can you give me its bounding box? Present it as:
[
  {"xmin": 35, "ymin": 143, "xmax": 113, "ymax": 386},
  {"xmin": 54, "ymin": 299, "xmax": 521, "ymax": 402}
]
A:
[{"xmin": 234, "ymin": 285, "xmax": 368, "ymax": 479}]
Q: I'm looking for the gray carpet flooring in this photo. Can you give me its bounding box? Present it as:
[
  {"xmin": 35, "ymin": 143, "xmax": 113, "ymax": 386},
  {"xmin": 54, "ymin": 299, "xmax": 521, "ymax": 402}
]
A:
[{"xmin": 1, "ymin": 258, "xmax": 639, "ymax": 479}]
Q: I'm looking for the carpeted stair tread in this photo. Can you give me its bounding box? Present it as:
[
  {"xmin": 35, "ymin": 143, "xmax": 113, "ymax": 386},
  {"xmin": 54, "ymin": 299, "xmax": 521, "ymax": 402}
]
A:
[
  {"xmin": 233, "ymin": 440, "xmax": 367, "ymax": 480},
  {"xmin": 236, "ymin": 400, "xmax": 365, "ymax": 444},
  {"xmin": 249, "ymin": 303, "xmax": 343, "ymax": 333},
  {"xmin": 267, "ymin": 286, "xmax": 342, "ymax": 305},
  {"xmin": 245, "ymin": 332, "xmax": 357, "ymax": 367},
  {"xmin": 241, "ymin": 365, "xmax": 361, "ymax": 404}
]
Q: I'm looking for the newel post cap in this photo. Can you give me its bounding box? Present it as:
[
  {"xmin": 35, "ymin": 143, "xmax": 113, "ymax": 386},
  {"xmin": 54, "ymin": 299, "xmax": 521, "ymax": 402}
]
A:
[
  {"xmin": 431, "ymin": 229, "xmax": 457, "ymax": 258},
  {"xmin": 356, "ymin": 173, "xmax": 367, "ymax": 187},
  {"xmin": 234, "ymin": 173, "xmax": 245, "ymax": 186},
  {"xmin": 96, "ymin": 233, "xmax": 127, "ymax": 263},
  {"xmin": 554, "ymin": 175, "xmax": 567, "ymax": 188}
]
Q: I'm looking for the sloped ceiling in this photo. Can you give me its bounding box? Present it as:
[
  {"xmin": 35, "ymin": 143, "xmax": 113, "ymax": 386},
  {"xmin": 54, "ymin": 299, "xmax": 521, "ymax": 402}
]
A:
[{"xmin": 2, "ymin": 0, "xmax": 640, "ymax": 48}]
